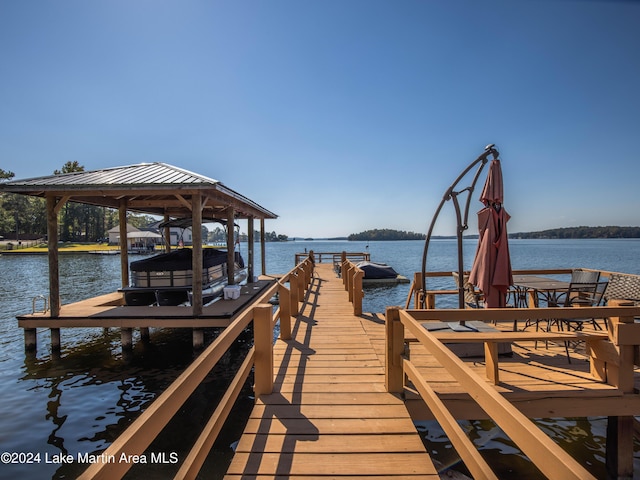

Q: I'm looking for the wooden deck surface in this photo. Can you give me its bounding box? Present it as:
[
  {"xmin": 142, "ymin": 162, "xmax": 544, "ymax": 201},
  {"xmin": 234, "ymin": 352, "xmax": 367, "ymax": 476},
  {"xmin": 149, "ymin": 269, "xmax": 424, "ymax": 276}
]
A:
[
  {"xmin": 225, "ymin": 263, "xmax": 439, "ymax": 479},
  {"xmin": 17, "ymin": 280, "xmax": 276, "ymax": 329}
]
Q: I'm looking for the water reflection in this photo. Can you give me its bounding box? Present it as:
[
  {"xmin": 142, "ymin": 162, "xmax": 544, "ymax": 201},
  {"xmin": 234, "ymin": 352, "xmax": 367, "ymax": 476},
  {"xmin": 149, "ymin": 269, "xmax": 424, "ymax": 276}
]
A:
[{"xmin": 14, "ymin": 325, "xmax": 255, "ymax": 480}]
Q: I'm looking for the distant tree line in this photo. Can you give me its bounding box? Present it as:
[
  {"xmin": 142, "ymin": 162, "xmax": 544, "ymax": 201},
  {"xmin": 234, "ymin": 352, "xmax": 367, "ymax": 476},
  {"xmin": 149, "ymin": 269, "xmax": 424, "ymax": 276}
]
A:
[
  {"xmin": 348, "ymin": 229, "xmax": 426, "ymax": 241},
  {"xmin": 510, "ymin": 226, "xmax": 640, "ymax": 239},
  {"xmin": 210, "ymin": 228, "xmax": 288, "ymax": 243}
]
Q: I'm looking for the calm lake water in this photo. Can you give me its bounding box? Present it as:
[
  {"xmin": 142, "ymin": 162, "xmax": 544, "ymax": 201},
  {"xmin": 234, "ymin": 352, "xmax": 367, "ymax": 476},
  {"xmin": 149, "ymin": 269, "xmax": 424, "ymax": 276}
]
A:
[{"xmin": 1, "ymin": 239, "xmax": 640, "ymax": 479}]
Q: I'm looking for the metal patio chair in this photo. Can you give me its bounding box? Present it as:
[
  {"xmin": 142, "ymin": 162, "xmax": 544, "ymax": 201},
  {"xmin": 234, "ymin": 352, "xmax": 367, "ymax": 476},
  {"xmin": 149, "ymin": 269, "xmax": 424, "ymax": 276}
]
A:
[{"xmin": 451, "ymin": 271, "xmax": 484, "ymax": 309}]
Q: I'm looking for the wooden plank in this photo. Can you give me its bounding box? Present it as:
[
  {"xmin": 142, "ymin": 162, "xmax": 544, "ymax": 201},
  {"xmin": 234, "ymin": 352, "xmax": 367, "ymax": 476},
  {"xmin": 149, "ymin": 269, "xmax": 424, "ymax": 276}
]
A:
[
  {"xmin": 234, "ymin": 433, "xmax": 426, "ymax": 453},
  {"xmin": 278, "ymin": 366, "xmax": 385, "ymax": 375},
  {"xmin": 225, "ymin": 475, "xmax": 431, "ymax": 480},
  {"xmin": 242, "ymin": 417, "xmax": 420, "ymax": 435},
  {"xmin": 276, "ymin": 383, "xmax": 388, "ymax": 393},
  {"xmin": 249, "ymin": 404, "xmax": 410, "ymax": 419},
  {"xmin": 226, "ymin": 453, "xmax": 438, "ymax": 476},
  {"xmin": 257, "ymin": 392, "xmax": 404, "ymax": 405},
  {"xmin": 228, "ymin": 263, "xmax": 437, "ymax": 478},
  {"xmin": 276, "ymin": 374, "xmax": 385, "ymax": 384}
]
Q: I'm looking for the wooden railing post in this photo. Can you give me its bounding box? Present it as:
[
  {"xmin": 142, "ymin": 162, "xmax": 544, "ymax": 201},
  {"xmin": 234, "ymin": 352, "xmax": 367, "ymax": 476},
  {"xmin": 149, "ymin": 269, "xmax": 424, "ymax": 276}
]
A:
[
  {"xmin": 289, "ymin": 272, "xmax": 299, "ymax": 316},
  {"xmin": 297, "ymin": 266, "xmax": 305, "ymax": 302},
  {"xmin": 353, "ymin": 268, "xmax": 363, "ymax": 316},
  {"xmin": 342, "ymin": 261, "xmax": 349, "ymax": 288},
  {"xmin": 413, "ymin": 272, "xmax": 423, "ymax": 309},
  {"xmin": 254, "ymin": 304, "xmax": 274, "ymax": 397},
  {"xmin": 606, "ymin": 300, "xmax": 636, "ymax": 392},
  {"xmin": 385, "ymin": 306, "xmax": 405, "ymax": 393},
  {"xmin": 278, "ymin": 283, "xmax": 292, "ymax": 340},
  {"xmin": 606, "ymin": 299, "xmax": 635, "ymax": 479},
  {"xmin": 308, "ymin": 250, "xmax": 315, "ymax": 279},
  {"xmin": 305, "ymin": 255, "xmax": 313, "ymax": 285}
]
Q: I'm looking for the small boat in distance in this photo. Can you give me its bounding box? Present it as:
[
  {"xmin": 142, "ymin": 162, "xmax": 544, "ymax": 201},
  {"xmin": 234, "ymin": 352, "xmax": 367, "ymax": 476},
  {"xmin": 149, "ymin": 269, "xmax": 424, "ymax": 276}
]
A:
[
  {"xmin": 357, "ymin": 261, "xmax": 399, "ymax": 279},
  {"xmin": 121, "ymin": 247, "xmax": 247, "ymax": 306},
  {"xmin": 356, "ymin": 261, "xmax": 410, "ymax": 284}
]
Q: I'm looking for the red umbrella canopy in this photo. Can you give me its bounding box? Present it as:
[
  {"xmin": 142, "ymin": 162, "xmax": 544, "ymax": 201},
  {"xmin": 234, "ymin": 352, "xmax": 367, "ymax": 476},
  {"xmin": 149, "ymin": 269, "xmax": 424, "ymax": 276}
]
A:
[
  {"xmin": 479, "ymin": 158, "xmax": 504, "ymax": 205},
  {"xmin": 469, "ymin": 159, "xmax": 513, "ymax": 308}
]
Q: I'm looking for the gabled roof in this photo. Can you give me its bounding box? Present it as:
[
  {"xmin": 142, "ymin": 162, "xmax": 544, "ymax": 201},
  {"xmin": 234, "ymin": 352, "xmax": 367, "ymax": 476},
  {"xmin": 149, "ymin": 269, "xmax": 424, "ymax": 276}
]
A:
[{"xmin": 0, "ymin": 162, "xmax": 277, "ymax": 220}]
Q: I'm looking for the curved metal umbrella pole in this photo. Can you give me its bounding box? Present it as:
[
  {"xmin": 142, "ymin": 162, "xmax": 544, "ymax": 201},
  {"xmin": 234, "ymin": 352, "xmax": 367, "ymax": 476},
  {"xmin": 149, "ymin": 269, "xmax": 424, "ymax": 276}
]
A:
[{"xmin": 419, "ymin": 144, "xmax": 500, "ymax": 309}]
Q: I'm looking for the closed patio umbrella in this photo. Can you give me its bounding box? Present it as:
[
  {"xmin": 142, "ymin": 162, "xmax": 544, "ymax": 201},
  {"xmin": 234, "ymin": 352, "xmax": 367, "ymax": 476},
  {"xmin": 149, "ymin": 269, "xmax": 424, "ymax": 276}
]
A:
[{"xmin": 469, "ymin": 159, "xmax": 513, "ymax": 308}]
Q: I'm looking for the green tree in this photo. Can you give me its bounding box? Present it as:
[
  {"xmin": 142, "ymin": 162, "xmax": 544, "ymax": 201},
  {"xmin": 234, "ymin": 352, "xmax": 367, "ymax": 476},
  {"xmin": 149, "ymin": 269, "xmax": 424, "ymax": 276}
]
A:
[
  {"xmin": 54, "ymin": 162, "xmax": 85, "ymax": 241},
  {"xmin": 0, "ymin": 169, "xmax": 16, "ymax": 235},
  {"xmin": 0, "ymin": 168, "xmax": 15, "ymax": 181},
  {"xmin": 54, "ymin": 161, "xmax": 83, "ymax": 175}
]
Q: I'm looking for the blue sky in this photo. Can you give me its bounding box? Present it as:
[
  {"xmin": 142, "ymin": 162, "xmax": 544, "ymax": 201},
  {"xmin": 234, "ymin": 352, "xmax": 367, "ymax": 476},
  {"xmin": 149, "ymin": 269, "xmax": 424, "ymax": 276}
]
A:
[{"xmin": 1, "ymin": 0, "xmax": 639, "ymax": 238}]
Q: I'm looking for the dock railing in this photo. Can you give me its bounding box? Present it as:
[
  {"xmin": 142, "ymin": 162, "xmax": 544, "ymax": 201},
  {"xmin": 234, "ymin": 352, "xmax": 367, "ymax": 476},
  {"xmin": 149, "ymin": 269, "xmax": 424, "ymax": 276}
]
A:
[
  {"xmin": 294, "ymin": 250, "xmax": 370, "ymax": 270},
  {"xmin": 386, "ymin": 300, "xmax": 640, "ymax": 479},
  {"xmin": 79, "ymin": 256, "xmax": 315, "ymax": 480},
  {"xmin": 341, "ymin": 256, "xmax": 364, "ymax": 315},
  {"xmin": 293, "ymin": 251, "xmax": 368, "ymax": 316},
  {"xmin": 404, "ymin": 268, "xmax": 612, "ymax": 309}
]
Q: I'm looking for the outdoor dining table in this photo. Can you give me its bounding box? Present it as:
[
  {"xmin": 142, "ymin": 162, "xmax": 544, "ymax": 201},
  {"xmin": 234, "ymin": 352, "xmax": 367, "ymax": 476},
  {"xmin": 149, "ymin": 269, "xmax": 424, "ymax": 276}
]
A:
[
  {"xmin": 511, "ymin": 275, "xmax": 571, "ymax": 308},
  {"xmin": 511, "ymin": 275, "xmax": 571, "ymax": 332}
]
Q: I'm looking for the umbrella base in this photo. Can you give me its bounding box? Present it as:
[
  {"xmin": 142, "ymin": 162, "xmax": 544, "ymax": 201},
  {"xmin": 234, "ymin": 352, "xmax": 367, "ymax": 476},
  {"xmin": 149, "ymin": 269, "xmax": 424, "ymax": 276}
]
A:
[{"xmin": 447, "ymin": 321, "xmax": 478, "ymax": 332}]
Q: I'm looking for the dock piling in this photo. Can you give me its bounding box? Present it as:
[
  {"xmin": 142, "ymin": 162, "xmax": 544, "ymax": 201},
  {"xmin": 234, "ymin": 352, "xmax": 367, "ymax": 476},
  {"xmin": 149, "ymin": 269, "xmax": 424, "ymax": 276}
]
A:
[
  {"xmin": 121, "ymin": 328, "xmax": 133, "ymax": 350},
  {"xmin": 193, "ymin": 328, "xmax": 204, "ymax": 350},
  {"xmin": 24, "ymin": 328, "xmax": 37, "ymax": 352},
  {"xmin": 50, "ymin": 328, "xmax": 61, "ymax": 351}
]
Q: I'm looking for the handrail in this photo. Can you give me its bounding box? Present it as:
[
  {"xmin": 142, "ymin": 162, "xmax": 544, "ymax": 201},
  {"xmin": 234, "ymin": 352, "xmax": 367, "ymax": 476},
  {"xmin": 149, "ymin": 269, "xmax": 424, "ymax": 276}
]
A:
[
  {"xmin": 79, "ymin": 255, "xmax": 315, "ymax": 480},
  {"xmin": 404, "ymin": 268, "xmax": 636, "ymax": 309},
  {"xmin": 386, "ymin": 302, "xmax": 640, "ymax": 479},
  {"xmin": 294, "ymin": 250, "xmax": 370, "ymax": 265},
  {"xmin": 341, "ymin": 257, "xmax": 364, "ymax": 316}
]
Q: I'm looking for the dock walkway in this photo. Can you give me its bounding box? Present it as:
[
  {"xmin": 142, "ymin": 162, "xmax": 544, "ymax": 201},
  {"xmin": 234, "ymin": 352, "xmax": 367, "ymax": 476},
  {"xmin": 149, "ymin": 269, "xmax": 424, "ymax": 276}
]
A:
[{"xmin": 226, "ymin": 263, "xmax": 439, "ymax": 478}]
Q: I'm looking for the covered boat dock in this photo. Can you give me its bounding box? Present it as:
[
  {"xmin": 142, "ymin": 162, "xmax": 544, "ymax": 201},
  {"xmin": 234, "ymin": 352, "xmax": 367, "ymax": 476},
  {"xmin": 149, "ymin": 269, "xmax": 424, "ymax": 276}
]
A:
[{"xmin": 0, "ymin": 162, "xmax": 277, "ymax": 350}]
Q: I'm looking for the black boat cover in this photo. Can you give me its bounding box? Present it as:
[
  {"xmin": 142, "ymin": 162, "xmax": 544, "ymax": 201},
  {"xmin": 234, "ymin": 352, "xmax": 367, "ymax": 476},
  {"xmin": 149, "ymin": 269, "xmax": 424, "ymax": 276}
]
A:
[
  {"xmin": 130, "ymin": 248, "xmax": 244, "ymax": 272},
  {"xmin": 356, "ymin": 261, "xmax": 399, "ymax": 279}
]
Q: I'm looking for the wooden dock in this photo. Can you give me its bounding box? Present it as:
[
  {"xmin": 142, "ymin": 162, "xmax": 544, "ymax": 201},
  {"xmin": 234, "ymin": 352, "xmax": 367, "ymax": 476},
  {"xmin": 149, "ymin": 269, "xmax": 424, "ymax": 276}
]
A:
[
  {"xmin": 66, "ymin": 256, "xmax": 640, "ymax": 479},
  {"xmin": 16, "ymin": 280, "xmax": 276, "ymax": 350},
  {"xmin": 226, "ymin": 262, "xmax": 439, "ymax": 478}
]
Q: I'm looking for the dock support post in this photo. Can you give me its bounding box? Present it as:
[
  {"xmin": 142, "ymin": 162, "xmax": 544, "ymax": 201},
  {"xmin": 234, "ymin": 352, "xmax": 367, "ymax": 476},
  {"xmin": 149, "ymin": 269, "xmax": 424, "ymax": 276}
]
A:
[
  {"xmin": 140, "ymin": 327, "xmax": 150, "ymax": 342},
  {"xmin": 24, "ymin": 328, "xmax": 37, "ymax": 352},
  {"xmin": 606, "ymin": 300, "xmax": 635, "ymax": 479},
  {"xmin": 247, "ymin": 217, "xmax": 254, "ymax": 282},
  {"xmin": 385, "ymin": 307, "xmax": 405, "ymax": 393},
  {"xmin": 121, "ymin": 328, "xmax": 133, "ymax": 350},
  {"xmin": 278, "ymin": 283, "xmax": 292, "ymax": 340},
  {"xmin": 260, "ymin": 219, "xmax": 266, "ymax": 276},
  {"xmin": 193, "ymin": 328, "xmax": 204, "ymax": 350},
  {"xmin": 50, "ymin": 328, "xmax": 61, "ymax": 351},
  {"xmin": 46, "ymin": 195, "xmax": 62, "ymax": 318},
  {"xmin": 254, "ymin": 304, "xmax": 274, "ymax": 397},
  {"xmin": 118, "ymin": 199, "xmax": 129, "ymax": 289},
  {"xmin": 607, "ymin": 416, "xmax": 634, "ymax": 479}
]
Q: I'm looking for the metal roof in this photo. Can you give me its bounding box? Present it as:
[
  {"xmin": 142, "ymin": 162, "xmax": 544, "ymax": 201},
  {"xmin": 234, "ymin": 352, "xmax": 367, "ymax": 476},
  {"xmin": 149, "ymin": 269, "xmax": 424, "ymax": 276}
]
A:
[
  {"xmin": 10, "ymin": 163, "xmax": 217, "ymax": 187},
  {"xmin": 0, "ymin": 162, "xmax": 277, "ymax": 220}
]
